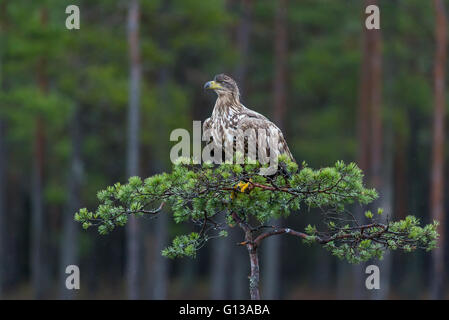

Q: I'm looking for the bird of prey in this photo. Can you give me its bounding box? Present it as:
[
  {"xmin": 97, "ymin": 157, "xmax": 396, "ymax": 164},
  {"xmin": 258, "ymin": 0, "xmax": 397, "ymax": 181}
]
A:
[{"xmin": 203, "ymin": 74, "xmax": 294, "ymax": 167}]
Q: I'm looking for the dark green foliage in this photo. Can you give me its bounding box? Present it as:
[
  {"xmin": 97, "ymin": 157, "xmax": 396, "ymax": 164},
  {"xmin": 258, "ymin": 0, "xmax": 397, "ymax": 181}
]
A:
[{"xmin": 75, "ymin": 156, "xmax": 438, "ymax": 264}]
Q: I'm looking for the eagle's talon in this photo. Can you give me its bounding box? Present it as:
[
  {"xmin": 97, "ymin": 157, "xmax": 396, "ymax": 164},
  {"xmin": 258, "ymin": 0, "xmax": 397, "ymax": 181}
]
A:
[
  {"xmin": 240, "ymin": 182, "xmax": 250, "ymax": 193},
  {"xmin": 233, "ymin": 179, "xmax": 252, "ymax": 194}
]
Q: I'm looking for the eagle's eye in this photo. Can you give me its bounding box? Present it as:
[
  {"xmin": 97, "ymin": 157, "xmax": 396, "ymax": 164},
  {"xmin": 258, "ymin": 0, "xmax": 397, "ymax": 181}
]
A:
[
  {"xmin": 214, "ymin": 74, "xmax": 231, "ymax": 83},
  {"xmin": 210, "ymin": 74, "xmax": 238, "ymax": 93}
]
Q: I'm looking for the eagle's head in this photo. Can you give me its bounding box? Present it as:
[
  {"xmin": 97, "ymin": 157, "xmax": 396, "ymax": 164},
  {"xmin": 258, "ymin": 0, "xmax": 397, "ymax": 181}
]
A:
[{"xmin": 204, "ymin": 74, "xmax": 240, "ymax": 99}]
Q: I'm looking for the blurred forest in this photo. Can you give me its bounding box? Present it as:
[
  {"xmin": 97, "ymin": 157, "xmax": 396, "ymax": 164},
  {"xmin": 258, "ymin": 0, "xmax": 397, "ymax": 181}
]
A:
[{"xmin": 0, "ymin": 0, "xmax": 448, "ymax": 299}]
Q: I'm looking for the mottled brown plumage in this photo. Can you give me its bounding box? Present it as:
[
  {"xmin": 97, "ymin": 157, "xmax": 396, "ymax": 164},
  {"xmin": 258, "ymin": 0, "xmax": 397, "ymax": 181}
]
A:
[{"xmin": 203, "ymin": 74, "xmax": 294, "ymax": 164}]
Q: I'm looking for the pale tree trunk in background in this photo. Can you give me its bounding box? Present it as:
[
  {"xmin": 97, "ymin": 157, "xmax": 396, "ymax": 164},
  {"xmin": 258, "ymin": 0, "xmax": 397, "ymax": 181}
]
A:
[
  {"xmin": 388, "ymin": 0, "xmax": 411, "ymax": 295},
  {"xmin": 263, "ymin": 0, "xmax": 288, "ymax": 300},
  {"xmin": 430, "ymin": 0, "xmax": 447, "ymax": 300},
  {"xmin": 372, "ymin": 122, "xmax": 393, "ymax": 300},
  {"xmin": 31, "ymin": 8, "xmax": 49, "ymax": 299},
  {"xmin": 59, "ymin": 106, "xmax": 82, "ymax": 299},
  {"xmin": 126, "ymin": 0, "xmax": 142, "ymax": 300},
  {"xmin": 230, "ymin": 0, "xmax": 254, "ymax": 300}
]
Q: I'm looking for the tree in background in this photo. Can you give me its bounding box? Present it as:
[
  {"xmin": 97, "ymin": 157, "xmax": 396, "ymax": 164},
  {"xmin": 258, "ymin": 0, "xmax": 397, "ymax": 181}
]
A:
[
  {"xmin": 263, "ymin": 0, "xmax": 288, "ymax": 300},
  {"xmin": 31, "ymin": 7, "xmax": 49, "ymax": 299},
  {"xmin": 352, "ymin": 0, "xmax": 389, "ymax": 299},
  {"xmin": 59, "ymin": 5, "xmax": 84, "ymax": 299},
  {"xmin": 59, "ymin": 104, "xmax": 83, "ymax": 299},
  {"xmin": 430, "ymin": 0, "xmax": 447, "ymax": 300},
  {"xmin": 126, "ymin": 0, "xmax": 143, "ymax": 300}
]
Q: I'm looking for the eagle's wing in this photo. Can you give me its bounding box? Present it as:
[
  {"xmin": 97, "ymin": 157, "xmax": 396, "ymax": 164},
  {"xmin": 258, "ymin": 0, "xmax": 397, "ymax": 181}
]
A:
[
  {"xmin": 203, "ymin": 116, "xmax": 222, "ymax": 161},
  {"xmin": 203, "ymin": 117, "xmax": 213, "ymax": 141},
  {"xmin": 233, "ymin": 107, "xmax": 294, "ymax": 161},
  {"xmin": 203, "ymin": 117, "xmax": 212, "ymax": 132}
]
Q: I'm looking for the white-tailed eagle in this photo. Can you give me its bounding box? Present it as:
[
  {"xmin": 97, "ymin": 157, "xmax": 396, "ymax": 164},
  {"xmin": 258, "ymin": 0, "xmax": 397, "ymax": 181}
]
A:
[{"xmin": 203, "ymin": 74, "xmax": 294, "ymax": 166}]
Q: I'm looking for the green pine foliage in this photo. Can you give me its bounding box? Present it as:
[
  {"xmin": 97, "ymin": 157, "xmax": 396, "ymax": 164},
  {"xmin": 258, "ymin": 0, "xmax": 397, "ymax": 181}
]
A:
[{"xmin": 75, "ymin": 156, "xmax": 439, "ymax": 264}]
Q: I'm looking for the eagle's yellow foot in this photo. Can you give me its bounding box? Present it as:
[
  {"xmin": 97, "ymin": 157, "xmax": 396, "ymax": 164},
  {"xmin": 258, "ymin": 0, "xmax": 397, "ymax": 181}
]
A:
[
  {"xmin": 236, "ymin": 181, "xmax": 251, "ymax": 193},
  {"xmin": 231, "ymin": 179, "xmax": 253, "ymax": 198}
]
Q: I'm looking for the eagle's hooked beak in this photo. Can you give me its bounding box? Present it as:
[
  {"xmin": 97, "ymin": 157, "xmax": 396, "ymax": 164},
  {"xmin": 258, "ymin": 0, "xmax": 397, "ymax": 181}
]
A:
[{"xmin": 204, "ymin": 80, "xmax": 222, "ymax": 90}]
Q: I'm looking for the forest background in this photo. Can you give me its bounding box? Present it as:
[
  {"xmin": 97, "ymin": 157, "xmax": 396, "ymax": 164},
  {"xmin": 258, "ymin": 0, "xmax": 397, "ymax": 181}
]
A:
[{"xmin": 0, "ymin": 0, "xmax": 447, "ymax": 299}]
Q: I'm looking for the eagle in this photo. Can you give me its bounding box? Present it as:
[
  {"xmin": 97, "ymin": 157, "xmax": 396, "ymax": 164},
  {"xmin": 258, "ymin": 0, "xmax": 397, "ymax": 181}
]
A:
[{"xmin": 203, "ymin": 74, "xmax": 294, "ymax": 168}]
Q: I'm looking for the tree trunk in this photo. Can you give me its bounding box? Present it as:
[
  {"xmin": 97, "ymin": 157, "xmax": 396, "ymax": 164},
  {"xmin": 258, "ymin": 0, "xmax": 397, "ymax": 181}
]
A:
[
  {"xmin": 263, "ymin": 0, "xmax": 288, "ymax": 300},
  {"xmin": 357, "ymin": 0, "xmax": 374, "ymax": 175},
  {"xmin": 273, "ymin": 0, "xmax": 288, "ymax": 129},
  {"xmin": 31, "ymin": 117, "xmax": 46, "ymax": 299},
  {"xmin": 247, "ymin": 244, "xmax": 260, "ymax": 300},
  {"xmin": 244, "ymin": 227, "xmax": 260, "ymax": 300},
  {"xmin": 366, "ymin": 0, "xmax": 388, "ymax": 300},
  {"xmin": 232, "ymin": 212, "xmax": 260, "ymax": 300},
  {"xmin": 126, "ymin": 0, "xmax": 142, "ymax": 300},
  {"xmin": 59, "ymin": 106, "xmax": 82, "ymax": 299},
  {"xmin": 353, "ymin": 0, "xmax": 382, "ymax": 299},
  {"xmin": 31, "ymin": 8, "xmax": 49, "ymax": 299},
  {"xmin": 393, "ymin": 133, "xmax": 408, "ymax": 220},
  {"xmin": 233, "ymin": 0, "xmax": 253, "ymax": 97},
  {"xmin": 430, "ymin": 0, "xmax": 447, "ymax": 300},
  {"xmin": 372, "ymin": 119, "xmax": 393, "ymax": 300},
  {"xmin": 368, "ymin": 4, "xmax": 383, "ymax": 194}
]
